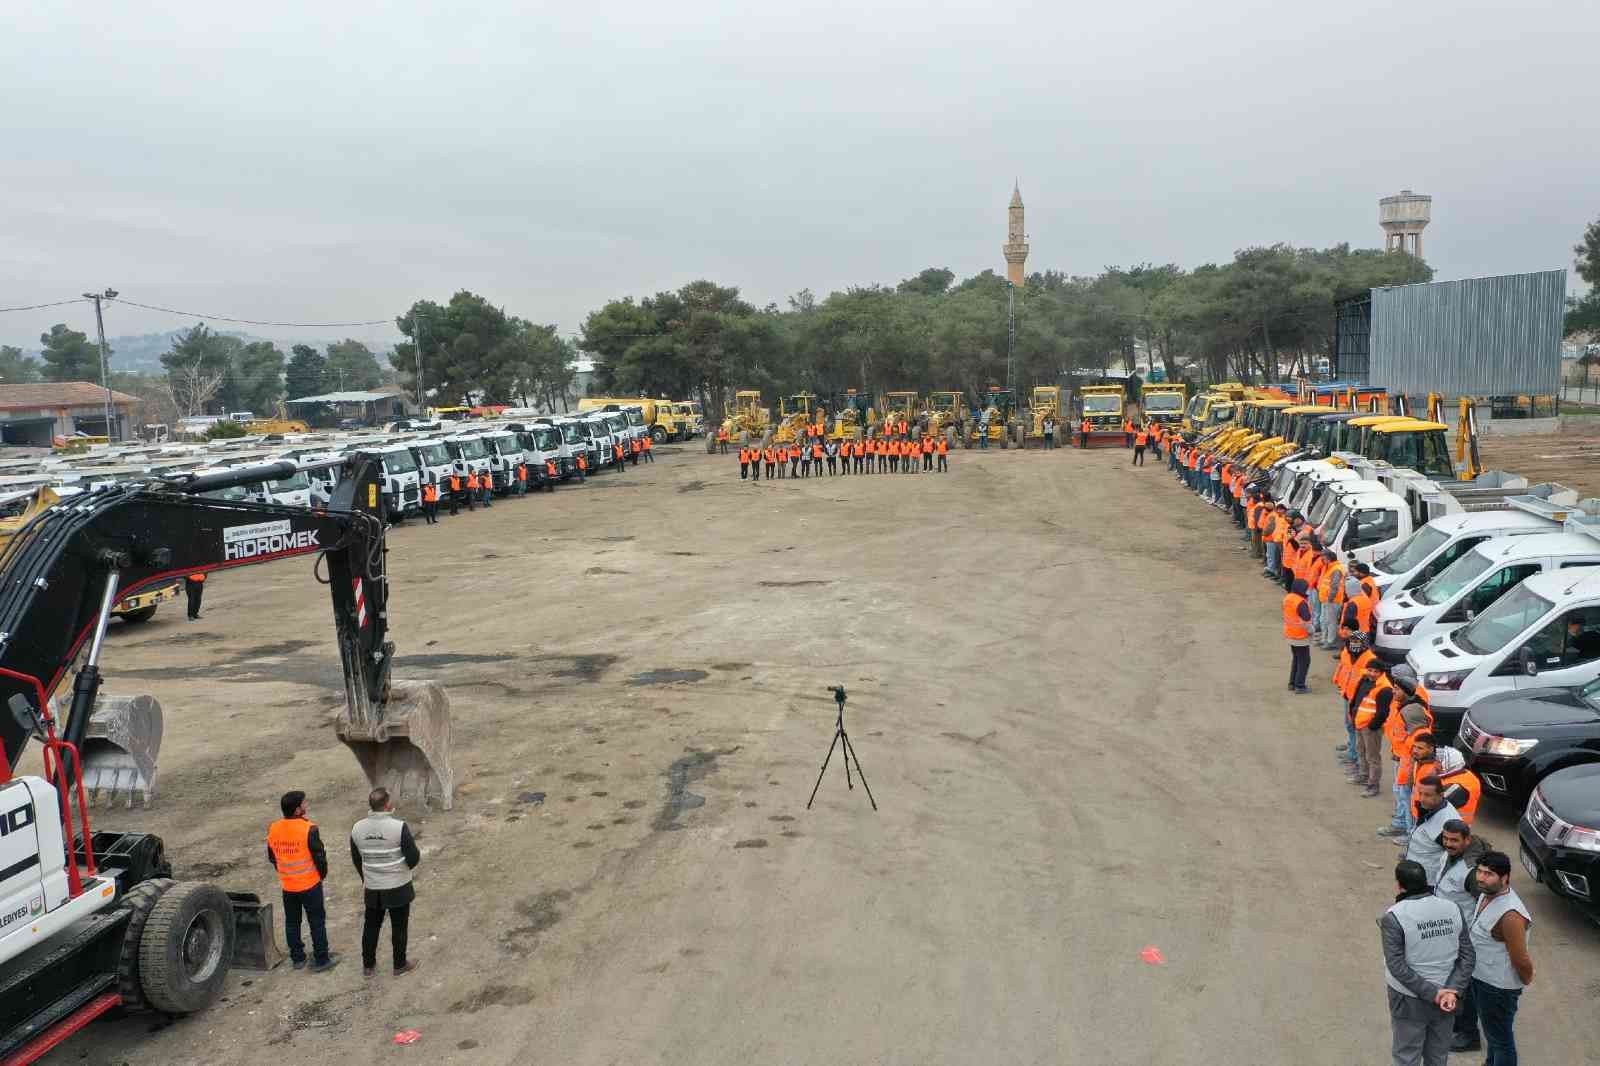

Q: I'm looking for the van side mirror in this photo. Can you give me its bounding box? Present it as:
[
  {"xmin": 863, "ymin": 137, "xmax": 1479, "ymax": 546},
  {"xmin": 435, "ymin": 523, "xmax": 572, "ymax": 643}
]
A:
[{"xmin": 1519, "ymin": 646, "xmax": 1539, "ymax": 677}]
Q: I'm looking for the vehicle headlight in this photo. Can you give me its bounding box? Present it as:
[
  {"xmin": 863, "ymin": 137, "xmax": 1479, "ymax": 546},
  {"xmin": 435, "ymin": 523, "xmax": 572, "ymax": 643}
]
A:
[
  {"xmin": 1422, "ymin": 670, "xmax": 1472, "ymax": 691},
  {"xmin": 1482, "ymin": 736, "xmax": 1538, "ymax": 758},
  {"xmin": 1382, "ymin": 617, "xmax": 1419, "ymax": 636},
  {"xmin": 1561, "ymin": 825, "xmax": 1600, "ymax": 853}
]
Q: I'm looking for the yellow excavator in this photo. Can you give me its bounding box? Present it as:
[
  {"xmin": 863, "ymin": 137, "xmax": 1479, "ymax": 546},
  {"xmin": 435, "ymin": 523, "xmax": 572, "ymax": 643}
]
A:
[{"xmin": 244, "ymin": 402, "xmax": 310, "ymax": 435}]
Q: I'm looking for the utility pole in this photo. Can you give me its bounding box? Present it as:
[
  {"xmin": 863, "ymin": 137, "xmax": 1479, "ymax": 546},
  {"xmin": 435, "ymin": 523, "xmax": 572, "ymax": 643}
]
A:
[
  {"xmin": 413, "ymin": 312, "xmax": 427, "ymax": 411},
  {"xmin": 82, "ymin": 288, "xmax": 119, "ymax": 441}
]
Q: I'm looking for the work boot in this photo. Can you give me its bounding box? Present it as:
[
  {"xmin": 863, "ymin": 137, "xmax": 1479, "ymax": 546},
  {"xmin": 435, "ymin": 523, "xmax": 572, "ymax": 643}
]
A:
[
  {"xmin": 291, "ymin": 958, "xmax": 307, "ymax": 970},
  {"xmin": 363, "ymin": 965, "xmax": 376, "ymax": 978},
  {"xmin": 309, "ymin": 953, "xmax": 341, "ymax": 974},
  {"xmin": 1362, "ymin": 785, "xmax": 1381, "ymax": 798},
  {"xmin": 395, "ymin": 960, "xmax": 419, "ymax": 977},
  {"xmin": 1376, "ymin": 825, "xmax": 1408, "ymax": 838}
]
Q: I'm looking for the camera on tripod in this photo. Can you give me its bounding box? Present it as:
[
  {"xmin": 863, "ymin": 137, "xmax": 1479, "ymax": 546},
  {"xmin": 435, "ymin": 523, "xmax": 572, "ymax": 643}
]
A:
[
  {"xmin": 809, "ymin": 683, "xmax": 875, "ymax": 811},
  {"xmin": 828, "ymin": 685, "xmax": 847, "ymax": 706}
]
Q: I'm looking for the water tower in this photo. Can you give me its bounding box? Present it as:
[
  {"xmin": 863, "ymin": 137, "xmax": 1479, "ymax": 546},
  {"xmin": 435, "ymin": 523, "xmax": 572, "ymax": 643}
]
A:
[{"xmin": 1380, "ymin": 189, "xmax": 1431, "ymax": 257}]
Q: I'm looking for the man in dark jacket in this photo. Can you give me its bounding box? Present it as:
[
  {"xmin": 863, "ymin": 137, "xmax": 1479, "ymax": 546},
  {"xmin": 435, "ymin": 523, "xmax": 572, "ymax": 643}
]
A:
[
  {"xmin": 1380, "ymin": 859, "xmax": 1475, "ymax": 1066},
  {"xmin": 350, "ymin": 787, "xmax": 422, "ymax": 977}
]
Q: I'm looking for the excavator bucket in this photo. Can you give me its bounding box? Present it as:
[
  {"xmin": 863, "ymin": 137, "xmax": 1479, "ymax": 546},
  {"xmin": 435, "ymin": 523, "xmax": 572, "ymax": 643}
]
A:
[
  {"xmin": 80, "ymin": 694, "xmax": 164, "ymax": 808},
  {"xmin": 228, "ymin": 891, "xmax": 285, "ymax": 970},
  {"xmin": 337, "ymin": 679, "xmax": 454, "ymax": 810}
]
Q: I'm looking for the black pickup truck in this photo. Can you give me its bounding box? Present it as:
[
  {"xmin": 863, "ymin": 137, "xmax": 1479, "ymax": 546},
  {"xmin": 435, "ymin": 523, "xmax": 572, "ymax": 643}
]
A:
[
  {"xmin": 1457, "ymin": 677, "xmax": 1600, "ymax": 808},
  {"xmin": 1519, "ymin": 764, "xmax": 1600, "ymax": 924}
]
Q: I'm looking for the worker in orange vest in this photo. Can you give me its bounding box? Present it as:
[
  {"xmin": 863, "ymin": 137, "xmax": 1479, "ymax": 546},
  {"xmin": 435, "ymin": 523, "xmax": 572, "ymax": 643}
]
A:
[
  {"xmin": 420, "ymin": 480, "xmax": 439, "ymax": 524},
  {"xmin": 1078, "ymin": 417, "xmax": 1091, "ymax": 449},
  {"xmin": 266, "ymin": 789, "xmax": 337, "ymax": 972},
  {"xmin": 542, "ymin": 458, "xmax": 558, "ymax": 490},
  {"xmin": 1132, "ymin": 425, "xmax": 1149, "ymax": 466},
  {"xmin": 738, "ymin": 445, "xmax": 750, "ymax": 480},
  {"xmin": 716, "ymin": 426, "xmax": 730, "ymax": 454},
  {"xmin": 1350, "ymin": 658, "xmax": 1395, "ymax": 798},
  {"xmin": 810, "ymin": 438, "xmax": 824, "ymax": 476},
  {"xmin": 750, "ymin": 442, "xmax": 762, "ymax": 481},
  {"xmin": 448, "ymin": 471, "xmax": 462, "ymax": 516},
  {"xmin": 185, "ymin": 571, "xmax": 206, "ymax": 621},
  {"xmin": 1317, "ymin": 549, "xmax": 1347, "ymax": 650},
  {"xmin": 463, "ymin": 470, "xmax": 479, "ymax": 511},
  {"xmin": 1284, "ymin": 578, "xmax": 1314, "ymax": 693},
  {"xmin": 936, "ymin": 434, "xmax": 950, "ymax": 472},
  {"xmin": 1123, "ymin": 417, "xmax": 1134, "ymax": 448},
  {"xmin": 642, "ymin": 435, "xmax": 655, "ymax": 464},
  {"xmin": 1340, "ymin": 564, "xmax": 1378, "ymax": 642}
]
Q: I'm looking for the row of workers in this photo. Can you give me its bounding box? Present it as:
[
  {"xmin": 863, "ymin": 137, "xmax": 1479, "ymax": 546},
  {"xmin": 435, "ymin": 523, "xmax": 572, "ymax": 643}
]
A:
[
  {"xmin": 1163, "ymin": 429, "xmax": 1533, "ymax": 1064},
  {"xmin": 409, "ymin": 435, "xmax": 656, "ymax": 522},
  {"xmin": 737, "ymin": 436, "xmax": 952, "ymax": 479}
]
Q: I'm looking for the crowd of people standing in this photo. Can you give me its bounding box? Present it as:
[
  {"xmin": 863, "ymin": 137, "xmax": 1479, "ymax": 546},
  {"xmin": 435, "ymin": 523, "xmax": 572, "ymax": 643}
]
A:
[{"xmin": 727, "ymin": 424, "xmax": 951, "ymax": 480}]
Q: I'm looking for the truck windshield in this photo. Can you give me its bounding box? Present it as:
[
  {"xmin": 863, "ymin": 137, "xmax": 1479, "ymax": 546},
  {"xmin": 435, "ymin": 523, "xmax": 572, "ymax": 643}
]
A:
[
  {"xmin": 534, "ymin": 427, "xmax": 561, "ymax": 451},
  {"xmin": 416, "ymin": 443, "xmax": 450, "ymax": 466},
  {"xmin": 454, "ymin": 439, "xmax": 489, "ymax": 460},
  {"xmin": 1454, "ymin": 584, "xmax": 1554, "ymax": 656},
  {"xmin": 1082, "ymin": 395, "xmax": 1121, "ymax": 413},
  {"xmin": 1208, "ymin": 404, "xmax": 1235, "ymax": 425},
  {"xmin": 558, "ymin": 423, "xmax": 583, "ymax": 443},
  {"xmin": 1319, "ymin": 500, "xmax": 1351, "ymax": 542},
  {"xmin": 381, "ymin": 449, "xmax": 419, "ymax": 474},
  {"xmin": 1143, "ymin": 393, "xmax": 1183, "ymax": 412},
  {"xmin": 268, "ymin": 470, "xmax": 311, "ymax": 492},
  {"xmin": 624, "ymin": 409, "xmax": 644, "ymax": 427},
  {"xmin": 1375, "ymin": 525, "xmax": 1451, "ymax": 577},
  {"xmin": 1415, "ymin": 549, "xmax": 1495, "ymax": 606},
  {"xmin": 488, "ymin": 436, "xmax": 520, "ymax": 456},
  {"xmin": 604, "ymin": 415, "xmax": 628, "ymax": 434}
]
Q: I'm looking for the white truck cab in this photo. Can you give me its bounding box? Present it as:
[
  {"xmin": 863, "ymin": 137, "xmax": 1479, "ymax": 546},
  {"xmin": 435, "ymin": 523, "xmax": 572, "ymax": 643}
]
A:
[
  {"xmin": 1368, "ymin": 500, "xmax": 1585, "ymax": 599},
  {"xmin": 404, "ymin": 438, "xmax": 456, "ymax": 497},
  {"xmin": 357, "ymin": 443, "xmax": 423, "ymax": 518},
  {"xmin": 1317, "ymin": 486, "xmax": 1414, "ymax": 566},
  {"xmin": 479, "ymin": 430, "xmax": 526, "ymax": 493},
  {"xmin": 1374, "ymin": 531, "xmax": 1600, "ymax": 663},
  {"xmin": 530, "ymin": 418, "xmax": 588, "ymax": 478},
  {"xmin": 578, "ymin": 415, "xmax": 617, "ymax": 468},
  {"xmin": 444, "ymin": 432, "xmax": 495, "ymax": 484},
  {"xmin": 1410, "ymin": 542, "xmax": 1600, "ymax": 728}
]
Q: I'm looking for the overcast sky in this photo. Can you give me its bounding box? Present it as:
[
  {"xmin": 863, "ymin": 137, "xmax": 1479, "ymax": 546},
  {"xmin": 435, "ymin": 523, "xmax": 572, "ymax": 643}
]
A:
[{"xmin": 3, "ymin": 0, "xmax": 1595, "ymax": 354}]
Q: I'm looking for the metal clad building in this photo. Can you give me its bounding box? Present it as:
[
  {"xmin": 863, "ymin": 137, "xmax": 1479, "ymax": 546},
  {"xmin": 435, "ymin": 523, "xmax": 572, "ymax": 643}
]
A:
[{"xmin": 1368, "ymin": 270, "xmax": 1566, "ymax": 396}]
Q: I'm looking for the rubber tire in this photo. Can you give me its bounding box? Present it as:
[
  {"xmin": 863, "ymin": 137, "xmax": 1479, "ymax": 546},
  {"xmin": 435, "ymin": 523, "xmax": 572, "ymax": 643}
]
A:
[
  {"xmin": 117, "ymin": 877, "xmax": 176, "ymax": 1011},
  {"xmin": 705, "ymin": 434, "xmax": 717, "ymax": 454},
  {"xmin": 119, "ymin": 606, "xmax": 158, "ymax": 625},
  {"xmin": 1000, "ymin": 430, "xmax": 1009, "ymax": 450},
  {"xmin": 137, "ymin": 882, "xmax": 236, "ymax": 1015},
  {"xmin": 650, "ymin": 425, "xmax": 667, "ymax": 444}
]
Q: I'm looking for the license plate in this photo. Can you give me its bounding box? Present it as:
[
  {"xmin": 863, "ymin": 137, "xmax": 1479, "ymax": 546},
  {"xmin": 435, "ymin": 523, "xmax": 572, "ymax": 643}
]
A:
[{"xmin": 1519, "ymin": 846, "xmax": 1540, "ymax": 883}]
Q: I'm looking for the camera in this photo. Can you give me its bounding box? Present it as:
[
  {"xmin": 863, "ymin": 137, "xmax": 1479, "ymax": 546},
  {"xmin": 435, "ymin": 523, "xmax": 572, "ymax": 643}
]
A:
[{"xmin": 828, "ymin": 685, "xmax": 846, "ymax": 705}]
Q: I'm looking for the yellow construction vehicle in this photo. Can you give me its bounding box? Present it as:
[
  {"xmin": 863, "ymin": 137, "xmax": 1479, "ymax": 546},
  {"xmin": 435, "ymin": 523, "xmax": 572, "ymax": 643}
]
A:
[
  {"xmin": 244, "ymin": 401, "xmax": 311, "ymax": 435},
  {"xmin": 1447, "ymin": 395, "xmax": 1485, "ymax": 479},
  {"xmin": 968, "ymin": 386, "xmax": 1023, "ymax": 448},
  {"xmin": 926, "ymin": 390, "xmax": 965, "ymax": 442},
  {"xmin": 1140, "ymin": 383, "xmax": 1188, "ymax": 426},
  {"xmin": 876, "ymin": 391, "xmax": 921, "ymax": 438},
  {"xmin": 1075, "ymin": 384, "xmax": 1126, "ymax": 447},
  {"xmin": 713, "ymin": 389, "xmax": 770, "ymax": 448},
  {"xmin": 829, "ymin": 390, "xmax": 872, "ymax": 441},
  {"xmin": 1022, "ymin": 386, "xmax": 1065, "ymax": 447},
  {"xmin": 774, "ymin": 393, "xmax": 819, "ymax": 444},
  {"xmin": 1366, "ymin": 418, "xmax": 1455, "ymax": 479}
]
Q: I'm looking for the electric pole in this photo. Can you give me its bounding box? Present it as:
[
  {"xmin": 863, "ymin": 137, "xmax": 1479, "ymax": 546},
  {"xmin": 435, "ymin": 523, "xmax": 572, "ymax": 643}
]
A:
[
  {"xmin": 82, "ymin": 288, "xmax": 119, "ymax": 441},
  {"xmin": 413, "ymin": 312, "xmax": 427, "ymax": 411}
]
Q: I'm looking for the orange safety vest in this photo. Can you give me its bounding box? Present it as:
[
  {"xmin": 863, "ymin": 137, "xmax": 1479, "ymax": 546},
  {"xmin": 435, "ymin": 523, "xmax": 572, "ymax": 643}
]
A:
[
  {"xmin": 812, "ymin": 443, "xmax": 824, "ymax": 459},
  {"xmin": 1353, "ymin": 674, "xmax": 1393, "ymax": 729},
  {"xmin": 466, "ymin": 472, "xmax": 480, "ymax": 490},
  {"xmin": 1282, "ymin": 592, "xmax": 1310, "ymax": 640},
  {"xmin": 1340, "ymin": 649, "xmax": 1378, "ymax": 700},
  {"xmin": 937, "ymin": 438, "xmax": 949, "ymax": 455},
  {"xmin": 266, "ymin": 817, "xmax": 321, "ymax": 892},
  {"xmin": 631, "ymin": 437, "xmax": 642, "ymax": 453},
  {"xmin": 1343, "ymin": 592, "xmax": 1375, "ymax": 637},
  {"xmin": 1422, "ymin": 767, "xmax": 1482, "ymax": 822},
  {"xmin": 422, "ymin": 484, "xmax": 438, "ymax": 504},
  {"xmin": 450, "ymin": 474, "xmax": 462, "ymax": 492},
  {"xmin": 545, "ymin": 460, "xmax": 557, "ymax": 478},
  {"xmin": 517, "ymin": 464, "xmax": 528, "ymax": 482},
  {"xmin": 577, "ymin": 453, "xmax": 587, "ymax": 471},
  {"xmin": 1303, "ymin": 554, "xmax": 1326, "ymax": 595},
  {"xmin": 1080, "ymin": 420, "xmax": 1091, "ymax": 434},
  {"xmin": 717, "ymin": 428, "xmax": 729, "ymax": 442},
  {"xmin": 643, "ymin": 436, "xmax": 653, "ymax": 451},
  {"xmin": 763, "ymin": 448, "xmax": 774, "ymax": 463},
  {"xmin": 614, "ymin": 443, "xmax": 625, "ymax": 460},
  {"xmin": 1319, "ymin": 560, "xmax": 1346, "ymax": 603},
  {"xmin": 1135, "ymin": 431, "xmax": 1149, "ymax": 446},
  {"xmin": 738, "ymin": 447, "xmax": 749, "ymax": 463}
]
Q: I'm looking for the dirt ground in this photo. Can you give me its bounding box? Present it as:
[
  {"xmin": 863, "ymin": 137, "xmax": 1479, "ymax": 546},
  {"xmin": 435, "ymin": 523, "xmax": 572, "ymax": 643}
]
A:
[
  {"xmin": 39, "ymin": 437, "xmax": 1598, "ymax": 1065},
  {"xmin": 1479, "ymin": 427, "xmax": 1600, "ymax": 501}
]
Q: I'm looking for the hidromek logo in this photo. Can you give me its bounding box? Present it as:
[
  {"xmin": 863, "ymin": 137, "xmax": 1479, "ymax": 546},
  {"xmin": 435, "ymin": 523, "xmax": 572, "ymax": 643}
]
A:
[{"xmin": 222, "ymin": 520, "xmax": 319, "ymax": 561}]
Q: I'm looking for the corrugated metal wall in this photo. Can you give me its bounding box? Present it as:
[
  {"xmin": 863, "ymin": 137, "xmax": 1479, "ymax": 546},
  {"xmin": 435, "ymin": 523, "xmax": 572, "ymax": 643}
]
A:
[{"xmin": 1368, "ymin": 269, "xmax": 1566, "ymax": 396}]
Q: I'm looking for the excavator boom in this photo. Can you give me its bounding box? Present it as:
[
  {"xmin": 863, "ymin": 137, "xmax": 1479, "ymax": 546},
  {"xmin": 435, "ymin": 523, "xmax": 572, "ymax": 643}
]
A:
[{"xmin": 0, "ymin": 455, "xmax": 452, "ymax": 808}]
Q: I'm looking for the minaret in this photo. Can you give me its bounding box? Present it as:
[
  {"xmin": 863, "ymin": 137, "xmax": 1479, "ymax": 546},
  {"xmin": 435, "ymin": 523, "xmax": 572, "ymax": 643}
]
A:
[{"xmin": 1003, "ymin": 182, "xmax": 1029, "ymax": 285}]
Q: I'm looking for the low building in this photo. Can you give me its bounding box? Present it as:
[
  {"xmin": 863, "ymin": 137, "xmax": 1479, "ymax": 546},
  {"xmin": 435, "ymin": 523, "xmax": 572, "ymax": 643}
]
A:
[
  {"xmin": 0, "ymin": 381, "xmax": 139, "ymax": 446},
  {"xmin": 285, "ymin": 389, "xmax": 414, "ymax": 428}
]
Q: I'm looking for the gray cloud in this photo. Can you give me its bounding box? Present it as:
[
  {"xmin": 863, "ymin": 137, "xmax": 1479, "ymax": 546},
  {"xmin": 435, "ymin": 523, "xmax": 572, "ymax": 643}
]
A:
[{"xmin": 3, "ymin": 0, "xmax": 1595, "ymax": 352}]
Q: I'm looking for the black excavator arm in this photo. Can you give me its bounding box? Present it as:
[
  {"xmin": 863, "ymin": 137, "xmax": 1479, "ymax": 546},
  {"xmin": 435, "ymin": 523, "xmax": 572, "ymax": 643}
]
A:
[{"xmin": 0, "ymin": 455, "xmax": 451, "ymax": 808}]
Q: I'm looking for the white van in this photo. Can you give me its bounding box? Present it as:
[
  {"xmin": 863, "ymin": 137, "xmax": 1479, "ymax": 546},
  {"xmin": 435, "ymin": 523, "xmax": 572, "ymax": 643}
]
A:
[
  {"xmin": 1374, "ymin": 531, "xmax": 1600, "ymax": 662},
  {"xmin": 1368, "ymin": 505, "xmax": 1579, "ymax": 599},
  {"xmin": 1408, "ymin": 540, "xmax": 1600, "ymax": 733}
]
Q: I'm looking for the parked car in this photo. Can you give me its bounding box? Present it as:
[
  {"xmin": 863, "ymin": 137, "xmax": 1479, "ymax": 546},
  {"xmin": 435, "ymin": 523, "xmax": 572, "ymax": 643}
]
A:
[
  {"xmin": 1457, "ymin": 676, "xmax": 1600, "ymax": 807},
  {"xmin": 1518, "ymin": 763, "xmax": 1600, "ymax": 923}
]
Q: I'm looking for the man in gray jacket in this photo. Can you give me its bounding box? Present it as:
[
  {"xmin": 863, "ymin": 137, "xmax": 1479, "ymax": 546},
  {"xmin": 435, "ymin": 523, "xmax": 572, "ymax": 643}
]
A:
[
  {"xmin": 350, "ymin": 787, "xmax": 422, "ymax": 978},
  {"xmin": 1380, "ymin": 859, "xmax": 1475, "ymax": 1066}
]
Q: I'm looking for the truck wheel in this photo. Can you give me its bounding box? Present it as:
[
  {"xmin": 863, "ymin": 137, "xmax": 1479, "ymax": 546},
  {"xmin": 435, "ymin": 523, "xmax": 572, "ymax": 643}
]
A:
[
  {"xmin": 651, "ymin": 425, "xmax": 667, "ymax": 444},
  {"xmin": 119, "ymin": 606, "xmax": 158, "ymax": 625},
  {"xmin": 117, "ymin": 877, "xmax": 176, "ymax": 1011},
  {"xmin": 705, "ymin": 434, "xmax": 717, "ymax": 454},
  {"xmin": 138, "ymin": 882, "xmax": 236, "ymax": 1015}
]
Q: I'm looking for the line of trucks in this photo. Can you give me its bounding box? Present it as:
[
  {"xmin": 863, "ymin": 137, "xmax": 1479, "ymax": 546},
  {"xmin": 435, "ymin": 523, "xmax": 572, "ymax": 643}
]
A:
[
  {"xmin": 1174, "ymin": 386, "xmax": 1600, "ymax": 925},
  {"xmin": 710, "ymin": 383, "xmax": 1190, "ymax": 451}
]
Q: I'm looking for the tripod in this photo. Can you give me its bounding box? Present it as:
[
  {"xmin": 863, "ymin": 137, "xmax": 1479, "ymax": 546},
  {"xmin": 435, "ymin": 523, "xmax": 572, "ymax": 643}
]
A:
[{"xmin": 807, "ymin": 686, "xmax": 877, "ymax": 811}]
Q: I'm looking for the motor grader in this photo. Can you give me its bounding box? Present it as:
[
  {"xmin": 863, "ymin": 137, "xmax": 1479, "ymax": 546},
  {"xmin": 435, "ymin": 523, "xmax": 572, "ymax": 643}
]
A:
[
  {"xmin": 968, "ymin": 386, "xmax": 1023, "ymax": 449},
  {"xmin": 876, "ymin": 391, "xmax": 922, "ymax": 439},
  {"xmin": 710, "ymin": 389, "xmax": 770, "ymax": 451},
  {"xmin": 829, "ymin": 389, "xmax": 873, "ymax": 441},
  {"xmin": 926, "ymin": 390, "xmax": 965, "ymax": 443},
  {"xmin": 1021, "ymin": 386, "xmax": 1064, "ymax": 447},
  {"xmin": 774, "ymin": 393, "xmax": 820, "ymax": 445}
]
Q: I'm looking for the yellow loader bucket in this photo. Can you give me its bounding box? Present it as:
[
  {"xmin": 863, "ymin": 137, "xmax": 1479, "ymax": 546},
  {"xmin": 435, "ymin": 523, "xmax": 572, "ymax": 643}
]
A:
[
  {"xmin": 337, "ymin": 679, "xmax": 454, "ymax": 810},
  {"xmin": 81, "ymin": 693, "xmax": 164, "ymax": 808}
]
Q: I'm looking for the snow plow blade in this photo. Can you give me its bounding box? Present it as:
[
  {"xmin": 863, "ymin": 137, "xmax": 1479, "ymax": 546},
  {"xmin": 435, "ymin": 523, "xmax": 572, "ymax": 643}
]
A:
[
  {"xmin": 81, "ymin": 693, "xmax": 163, "ymax": 808},
  {"xmin": 337, "ymin": 679, "xmax": 454, "ymax": 810}
]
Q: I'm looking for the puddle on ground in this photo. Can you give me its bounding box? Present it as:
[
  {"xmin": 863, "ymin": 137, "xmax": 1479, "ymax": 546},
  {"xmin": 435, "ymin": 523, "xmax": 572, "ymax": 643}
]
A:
[
  {"xmin": 653, "ymin": 747, "xmax": 740, "ymax": 831},
  {"xmin": 758, "ymin": 580, "xmax": 829, "ymax": 588},
  {"xmin": 628, "ymin": 669, "xmax": 708, "ymax": 685}
]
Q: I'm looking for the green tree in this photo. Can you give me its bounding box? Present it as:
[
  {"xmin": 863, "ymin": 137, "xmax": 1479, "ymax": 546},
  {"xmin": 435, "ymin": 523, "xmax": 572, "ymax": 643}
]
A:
[
  {"xmin": 0, "ymin": 345, "xmax": 42, "ymax": 384},
  {"xmin": 285, "ymin": 344, "xmax": 328, "ymax": 399},
  {"xmin": 324, "ymin": 339, "xmax": 384, "ymax": 391},
  {"xmin": 393, "ymin": 293, "xmax": 524, "ymax": 404},
  {"xmin": 233, "ymin": 341, "xmax": 285, "ymax": 414},
  {"xmin": 161, "ymin": 324, "xmax": 240, "ymax": 414},
  {"xmin": 897, "ymin": 267, "xmax": 955, "ymax": 297},
  {"xmin": 38, "ymin": 324, "xmax": 105, "ymax": 382},
  {"xmin": 1566, "ymin": 215, "xmax": 1600, "ymax": 335}
]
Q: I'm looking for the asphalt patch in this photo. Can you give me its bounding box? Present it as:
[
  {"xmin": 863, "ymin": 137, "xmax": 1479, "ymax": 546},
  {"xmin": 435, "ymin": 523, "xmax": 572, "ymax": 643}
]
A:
[
  {"xmin": 628, "ymin": 668, "xmax": 708, "ymax": 685},
  {"xmin": 758, "ymin": 580, "xmax": 830, "ymax": 588}
]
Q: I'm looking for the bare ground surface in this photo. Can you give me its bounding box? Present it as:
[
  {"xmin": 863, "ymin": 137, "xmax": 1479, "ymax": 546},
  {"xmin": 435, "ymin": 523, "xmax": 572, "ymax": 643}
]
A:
[
  {"xmin": 1480, "ymin": 429, "xmax": 1600, "ymax": 500},
  {"xmin": 35, "ymin": 439, "xmax": 1599, "ymax": 1065}
]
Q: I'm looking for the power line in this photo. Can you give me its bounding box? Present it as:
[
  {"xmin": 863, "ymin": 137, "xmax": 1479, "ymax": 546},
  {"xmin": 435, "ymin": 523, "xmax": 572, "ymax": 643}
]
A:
[
  {"xmin": 0, "ymin": 298, "xmax": 89, "ymax": 314},
  {"xmin": 106, "ymin": 297, "xmax": 391, "ymax": 329}
]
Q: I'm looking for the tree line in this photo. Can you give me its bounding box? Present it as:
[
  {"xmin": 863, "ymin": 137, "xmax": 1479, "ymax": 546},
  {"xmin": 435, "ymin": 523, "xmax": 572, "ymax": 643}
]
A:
[{"xmin": 578, "ymin": 243, "xmax": 1434, "ymax": 418}]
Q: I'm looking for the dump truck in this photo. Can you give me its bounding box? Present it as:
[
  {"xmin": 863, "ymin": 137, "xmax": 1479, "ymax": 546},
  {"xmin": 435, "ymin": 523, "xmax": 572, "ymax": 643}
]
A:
[
  {"xmin": 1075, "ymin": 385, "xmax": 1126, "ymax": 447},
  {"xmin": 1140, "ymin": 383, "xmax": 1188, "ymax": 426},
  {"xmin": 578, "ymin": 397, "xmax": 692, "ymax": 443}
]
